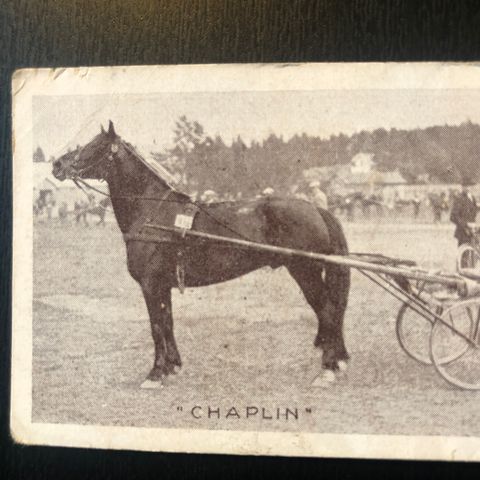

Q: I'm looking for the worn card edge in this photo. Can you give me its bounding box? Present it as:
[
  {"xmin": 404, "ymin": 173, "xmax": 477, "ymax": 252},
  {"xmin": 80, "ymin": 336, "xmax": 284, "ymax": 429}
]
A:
[{"xmin": 10, "ymin": 62, "xmax": 480, "ymax": 461}]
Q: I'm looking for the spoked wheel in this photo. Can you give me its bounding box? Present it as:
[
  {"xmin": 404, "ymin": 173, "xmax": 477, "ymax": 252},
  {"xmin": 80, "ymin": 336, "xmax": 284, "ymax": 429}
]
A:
[
  {"xmin": 430, "ymin": 299, "xmax": 480, "ymax": 390},
  {"xmin": 396, "ymin": 301, "xmax": 438, "ymax": 365},
  {"xmin": 457, "ymin": 244, "xmax": 480, "ymax": 271},
  {"xmin": 396, "ymin": 288, "xmax": 456, "ymax": 365}
]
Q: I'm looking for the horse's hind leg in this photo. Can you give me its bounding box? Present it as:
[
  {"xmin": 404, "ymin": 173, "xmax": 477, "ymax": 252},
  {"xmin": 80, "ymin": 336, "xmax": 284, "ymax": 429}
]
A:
[{"xmin": 288, "ymin": 262, "xmax": 349, "ymax": 383}]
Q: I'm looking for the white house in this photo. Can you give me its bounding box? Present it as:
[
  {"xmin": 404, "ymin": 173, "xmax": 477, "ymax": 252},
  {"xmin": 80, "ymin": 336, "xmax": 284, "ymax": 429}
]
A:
[{"xmin": 350, "ymin": 152, "xmax": 376, "ymax": 174}]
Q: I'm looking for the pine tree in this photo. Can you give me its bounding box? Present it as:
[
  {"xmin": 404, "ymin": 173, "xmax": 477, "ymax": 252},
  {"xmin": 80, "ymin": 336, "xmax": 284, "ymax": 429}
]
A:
[{"xmin": 33, "ymin": 146, "xmax": 46, "ymax": 163}]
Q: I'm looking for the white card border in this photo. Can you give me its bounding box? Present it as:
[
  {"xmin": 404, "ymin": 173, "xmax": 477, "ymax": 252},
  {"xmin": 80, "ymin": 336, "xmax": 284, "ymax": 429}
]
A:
[{"xmin": 11, "ymin": 62, "xmax": 480, "ymax": 460}]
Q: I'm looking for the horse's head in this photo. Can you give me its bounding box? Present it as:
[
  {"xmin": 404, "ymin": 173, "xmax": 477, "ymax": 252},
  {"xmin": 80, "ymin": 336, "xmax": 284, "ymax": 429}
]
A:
[{"xmin": 52, "ymin": 121, "xmax": 119, "ymax": 181}]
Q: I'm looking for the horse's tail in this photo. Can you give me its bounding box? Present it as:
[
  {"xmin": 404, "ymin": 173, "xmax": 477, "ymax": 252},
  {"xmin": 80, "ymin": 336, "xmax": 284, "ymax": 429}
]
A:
[{"xmin": 316, "ymin": 207, "xmax": 351, "ymax": 312}]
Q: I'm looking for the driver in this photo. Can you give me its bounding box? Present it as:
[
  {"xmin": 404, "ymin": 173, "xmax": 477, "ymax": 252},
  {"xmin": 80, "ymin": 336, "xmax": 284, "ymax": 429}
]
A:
[{"xmin": 450, "ymin": 179, "xmax": 478, "ymax": 246}]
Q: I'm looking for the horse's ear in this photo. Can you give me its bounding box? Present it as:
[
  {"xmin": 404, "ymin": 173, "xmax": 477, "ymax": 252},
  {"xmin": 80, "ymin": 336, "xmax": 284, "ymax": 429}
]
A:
[
  {"xmin": 108, "ymin": 120, "xmax": 116, "ymax": 138},
  {"xmin": 100, "ymin": 124, "xmax": 106, "ymax": 134}
]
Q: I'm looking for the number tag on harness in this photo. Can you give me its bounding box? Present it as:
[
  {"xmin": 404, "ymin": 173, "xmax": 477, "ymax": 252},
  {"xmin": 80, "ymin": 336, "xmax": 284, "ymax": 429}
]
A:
[{"xmin": 174, "ymin": 214, "xmax": 194, "ymax": 230}]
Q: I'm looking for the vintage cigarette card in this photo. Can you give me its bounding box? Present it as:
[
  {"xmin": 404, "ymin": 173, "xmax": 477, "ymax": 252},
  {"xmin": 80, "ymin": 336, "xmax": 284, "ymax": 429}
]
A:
[{"xmin": 11, "ymin": 63, "xmax": 480, "ymax": 460}]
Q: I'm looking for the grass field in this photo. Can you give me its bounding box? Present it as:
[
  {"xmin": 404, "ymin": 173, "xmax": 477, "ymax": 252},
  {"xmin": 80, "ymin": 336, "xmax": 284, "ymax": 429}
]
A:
[{"xmin": 32, "ymin": 219, "xmax": 480, "ymax": 435}]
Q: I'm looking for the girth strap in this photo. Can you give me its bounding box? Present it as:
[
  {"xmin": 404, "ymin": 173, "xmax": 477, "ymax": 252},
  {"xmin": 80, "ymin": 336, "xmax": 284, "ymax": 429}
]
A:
[
  {"xmin": 176, "ymin": 249, "xmax": 186, "ymax": 294},
  {"xmin": 123, "ymin": 200, "xmax": 200, "ymax": 294},
  {"xmin": 174, "ymin": 203, "xmax": 200, "ymax": 294}
]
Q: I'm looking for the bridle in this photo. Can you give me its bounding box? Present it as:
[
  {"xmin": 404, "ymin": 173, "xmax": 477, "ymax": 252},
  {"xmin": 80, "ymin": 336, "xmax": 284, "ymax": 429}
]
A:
[
  {"xmin": 72, "ymin": 141, "xmax": 118, "ymax": 181},
  {"xmin": 70, "ymin": 140, "xmax": 128, "ymax": 202},
  {"xmin": 70, "ymin": 140, "xmax": 179, "ymax": 222},
  {"xmin": 66, "ymin": 136, "xmax": 253, "ymax": 242}
]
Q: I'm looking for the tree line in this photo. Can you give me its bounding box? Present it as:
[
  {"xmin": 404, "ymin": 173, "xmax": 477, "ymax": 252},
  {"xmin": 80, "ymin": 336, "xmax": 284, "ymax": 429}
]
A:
[
  {"xmin": 35, "ymin": 116, "xmax": 480, "ymax": 197},
  {"xmin": 152, "ymin": 117, "xmax": 480, "ymax": 197}
]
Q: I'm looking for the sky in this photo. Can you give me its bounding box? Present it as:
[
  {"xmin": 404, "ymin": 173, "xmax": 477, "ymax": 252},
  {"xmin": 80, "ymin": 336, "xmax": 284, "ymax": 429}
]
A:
[{"xmin": 33, "ymin": 89, "xmax": 480, "ymax": 160}]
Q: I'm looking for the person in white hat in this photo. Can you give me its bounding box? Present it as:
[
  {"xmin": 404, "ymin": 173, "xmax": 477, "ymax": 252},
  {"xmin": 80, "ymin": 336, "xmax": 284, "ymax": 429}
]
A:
[
  {"xmin": 262, "ymin": 187, "xmax": 275, "ymax": 197},
  {"xmin": 200, "ymin": 190, "xmax": 217, "ymax": 203},
  {"xmin": 309, "ymin": 181, "xmax": 328, "ymax": 210}
]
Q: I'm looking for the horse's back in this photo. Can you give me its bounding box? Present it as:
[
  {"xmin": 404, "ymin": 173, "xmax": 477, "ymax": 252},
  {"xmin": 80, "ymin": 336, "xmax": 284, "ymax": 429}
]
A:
[
  {"xmin": 197, "ymin": 196, "xmax": 334, "ymax": 253},
  {"xmin": 195, "ymin": 199, "xmax": 268, "ymax": 242},
  {"xmin": 258, "ymin": 197, "xmax": 333, "ymax": 253}
]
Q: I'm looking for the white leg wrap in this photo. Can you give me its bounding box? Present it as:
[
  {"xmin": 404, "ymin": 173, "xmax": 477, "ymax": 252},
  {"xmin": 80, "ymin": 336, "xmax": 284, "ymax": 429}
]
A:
[
  {"xmin": 311, "ymin": 370, "xmax": 336, "ymax": 387},
  {"xmin": 338, "ymin": 360, "xmax": 348, "ymax": 372}
]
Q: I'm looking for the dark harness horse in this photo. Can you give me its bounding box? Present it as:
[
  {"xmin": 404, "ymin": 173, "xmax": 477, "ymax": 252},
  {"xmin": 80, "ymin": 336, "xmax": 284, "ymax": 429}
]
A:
[
  {"xmin": 52, "ymin": 122, "xmax": 351, "ymax": 388},
  {"xmin": 87, "ymin": 198, "xmax": 111, "ymax": 225},
  {"xmin": 74, "ymin": 198, "xmax": 110, "ymax": 226}
]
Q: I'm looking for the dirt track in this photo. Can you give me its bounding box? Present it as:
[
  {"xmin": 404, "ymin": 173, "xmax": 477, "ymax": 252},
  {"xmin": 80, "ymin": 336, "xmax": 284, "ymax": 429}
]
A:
[{"xmin": 32, "ymin": 220, "xmax": 480, "ymax": 435}]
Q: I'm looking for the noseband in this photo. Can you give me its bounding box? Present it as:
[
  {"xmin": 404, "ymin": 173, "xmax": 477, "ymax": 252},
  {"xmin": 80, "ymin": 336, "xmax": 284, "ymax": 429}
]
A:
[{"xmin": 72, "ymin": 142, "xmax": 119, "ymax": 180}]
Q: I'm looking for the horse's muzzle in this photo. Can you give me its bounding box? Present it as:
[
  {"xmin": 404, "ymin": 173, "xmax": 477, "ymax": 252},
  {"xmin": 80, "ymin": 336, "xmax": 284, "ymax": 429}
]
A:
[{"xmin": 52, "ymin": 160, "xmax": 69, "ymax": 181}]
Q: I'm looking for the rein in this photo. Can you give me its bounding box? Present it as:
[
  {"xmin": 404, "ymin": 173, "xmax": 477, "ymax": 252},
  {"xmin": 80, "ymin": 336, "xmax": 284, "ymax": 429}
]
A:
[
  {"xmin": 73, "ymin": 177, "xmax": 110, "ymax": 198},
  {"xmin": 69, "ymin": 139, "xmax": 253, "ymax": 242},
  {"xmin": 72, "ymin": 176, "xmax": 251, "ymax": 240}
]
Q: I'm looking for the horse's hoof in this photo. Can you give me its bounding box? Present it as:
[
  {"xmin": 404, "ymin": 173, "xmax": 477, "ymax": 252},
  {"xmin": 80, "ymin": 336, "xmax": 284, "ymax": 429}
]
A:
[
  {"xmin": 311, "ymin": 370, "xmax": 336, "ymax": 388},
  {"xmin": 173, "ymin": 365, "xmax": 181, "ymax": 375},
  {"xmin": 140, "ymin": 379, "xmax": 164, "ymax": 390},
  {"xmin": 338, "ymin": 360, "xmax": 348, "ymax": 372}
]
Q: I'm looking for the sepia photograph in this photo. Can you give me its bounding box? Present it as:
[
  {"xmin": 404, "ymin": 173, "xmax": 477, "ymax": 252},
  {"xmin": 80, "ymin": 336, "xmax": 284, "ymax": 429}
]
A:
[{"xmin": 11, "ymin": 63, "xmax": 480, "ymax": 460}]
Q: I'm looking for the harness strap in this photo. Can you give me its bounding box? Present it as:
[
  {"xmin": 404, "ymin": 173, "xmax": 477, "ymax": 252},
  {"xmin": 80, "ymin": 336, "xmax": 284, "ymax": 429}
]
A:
[
  {"xmin": 73, "ymin": 177, "xmax": 110, "ymax": 198},
  {"xmin": 174, "ymin": 203, "xmax": 201, "ymax": 294},
  {"xmin": 176, "ymin": 250, "xmax": 186, "ymax": 294}
]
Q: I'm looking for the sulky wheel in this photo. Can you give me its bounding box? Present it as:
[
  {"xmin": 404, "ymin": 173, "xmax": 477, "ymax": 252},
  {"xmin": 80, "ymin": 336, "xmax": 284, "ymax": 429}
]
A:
[
  {"xmin": 430, "ymin": 299, "xmax": 480, "ymax": 390},
  {"xmin": 396, "ymin": 301, "xmax": 438, "ymax": 365}
]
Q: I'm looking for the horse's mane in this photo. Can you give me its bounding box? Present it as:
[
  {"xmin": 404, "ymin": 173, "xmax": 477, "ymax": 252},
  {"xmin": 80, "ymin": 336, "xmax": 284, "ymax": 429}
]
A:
[{"xmin": 120, "ymin": 139, "xmax": 182, "ymax": 193}]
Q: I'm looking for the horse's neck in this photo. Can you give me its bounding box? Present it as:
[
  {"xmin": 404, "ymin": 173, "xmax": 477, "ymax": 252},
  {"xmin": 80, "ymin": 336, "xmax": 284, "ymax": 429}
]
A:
[{"xmin": 106, "ymin": 150, "xmax": 173, "ymax": 234}]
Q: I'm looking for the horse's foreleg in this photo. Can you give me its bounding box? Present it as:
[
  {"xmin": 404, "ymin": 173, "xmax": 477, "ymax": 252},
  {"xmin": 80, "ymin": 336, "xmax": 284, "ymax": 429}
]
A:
[
  {"xmin": 161, "ymin": 288, "xmax": 182, "ymax": 371},
  {"xmin": 140, "ymin": 282, "xmax": 180, "ymax": 388}
]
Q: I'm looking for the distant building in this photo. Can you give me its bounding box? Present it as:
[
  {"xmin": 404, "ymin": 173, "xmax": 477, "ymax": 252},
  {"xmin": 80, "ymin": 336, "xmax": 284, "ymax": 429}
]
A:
[
  {"xmin": 350, "ymin": 152, "xmax": 375, "ymax": 174},
  {"xmin": 303, "ymin": 152, "xmax": 407, "ymax": 196}
]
